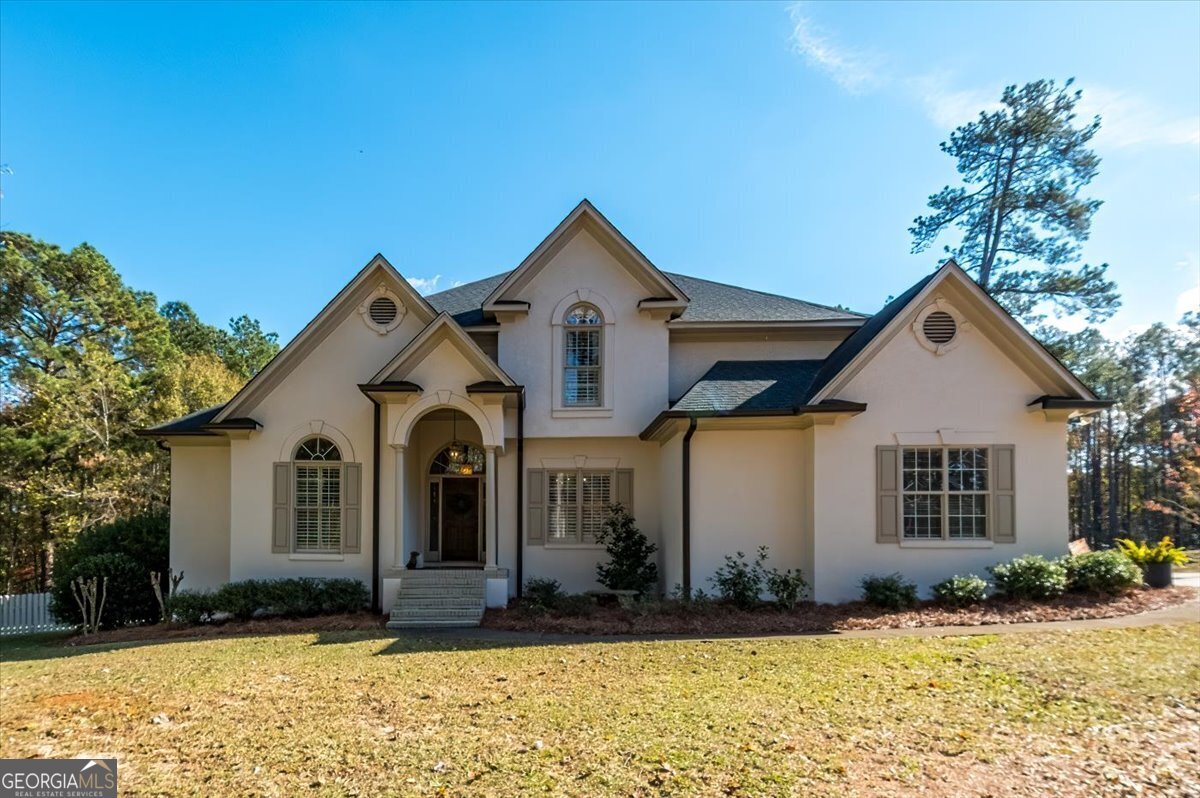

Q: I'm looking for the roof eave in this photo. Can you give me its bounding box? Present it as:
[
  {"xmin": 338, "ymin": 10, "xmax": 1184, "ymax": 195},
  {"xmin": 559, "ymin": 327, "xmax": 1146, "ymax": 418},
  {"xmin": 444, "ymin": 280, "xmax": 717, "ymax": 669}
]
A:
[{"xmin": 639, "ymin": 401, "xmax": 867, "ymax": 441}]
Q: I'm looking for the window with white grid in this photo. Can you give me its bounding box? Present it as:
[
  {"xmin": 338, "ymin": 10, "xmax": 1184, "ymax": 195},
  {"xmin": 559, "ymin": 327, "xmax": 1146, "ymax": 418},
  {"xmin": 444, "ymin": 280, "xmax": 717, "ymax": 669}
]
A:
[
  {"xmin": 902, "ymin": 446, "xmax": 989, "ymax": 541},
  {"xmin": 579, "ymin": 472, "xmax": 612, "ymax": 543},
  {"xmin": 546, "ymin": 469, "xmax": 612, "ymax": 543},
  {"xmin": 563, "ymin": 304, "xmax": 602, "ymax": 406},
  {"xmin": 547, "ymin": 471, "xmax": 578, "ymax": 541},
  {"xmin": 293, "ymin": 436, "xmax": 342, "ymax": 552}
]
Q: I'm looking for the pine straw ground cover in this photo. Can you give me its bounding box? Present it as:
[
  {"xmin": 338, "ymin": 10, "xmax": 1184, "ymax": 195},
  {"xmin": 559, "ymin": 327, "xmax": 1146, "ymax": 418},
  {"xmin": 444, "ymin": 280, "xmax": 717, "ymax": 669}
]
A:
[
  {"xmin": 483, "ymin": 586, "xmax": 1196, "ymax": 636},
  {"xmin": 2, "ymin": 625, "xmax": 1198, "ymax": 797}
]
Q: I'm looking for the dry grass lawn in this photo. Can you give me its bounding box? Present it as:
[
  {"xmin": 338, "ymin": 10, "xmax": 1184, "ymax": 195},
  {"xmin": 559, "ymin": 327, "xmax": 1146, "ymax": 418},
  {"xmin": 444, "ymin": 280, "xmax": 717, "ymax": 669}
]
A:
[{"xmin": 2, "ymin": 624, "xmax": 1198, "ymax": 797}]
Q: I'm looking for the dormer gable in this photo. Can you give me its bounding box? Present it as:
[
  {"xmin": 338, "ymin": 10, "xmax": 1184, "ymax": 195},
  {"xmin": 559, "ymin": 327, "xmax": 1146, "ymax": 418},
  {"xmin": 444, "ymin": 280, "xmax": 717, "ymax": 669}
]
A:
[{"xmin": 481, "ymin": 199, "xmax": 689, "ymax": 322}]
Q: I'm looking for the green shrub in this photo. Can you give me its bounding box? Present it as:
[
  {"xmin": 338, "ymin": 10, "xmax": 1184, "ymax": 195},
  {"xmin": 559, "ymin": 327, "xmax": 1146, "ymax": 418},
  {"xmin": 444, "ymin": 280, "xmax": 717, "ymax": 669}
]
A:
[
  {"xmin": 595, "ymin": 503, "xmax": 659, "ymax": 596},
  {"xmin": 930, "ymin": 574, "xmax": 988, "ymax": 607},
  {"xmin": 989, "ymin": 555, "xmax": 1068, "ymax": 600},
  {"xmin": 766, "ymin": 568, "xmax": 809, "ymax": 610},
  {"xmin": 709, "ymin": 547, "xmax": 769, "ymax": 609},
  {"xmin": 523, "ymin": 577, "xmax": 564, "ymax": 610},
  {"xmin": 170, "ymin": 590, "xmax": 218, "ymax": 625},
  {"xmin": 317, "ymin": 578, "xmax": 371, "ymax": 613},
  {"xmin": 860, "ymin": 573, "xmax": 918, "ymax": 610},
  {"xmin": 210, "ymin": 578, "xmax": 368, "ymax": 620},
  {"xmin": 213, "ymin": 580, "xmax": 264, "ymax": 620},
  {"xmin": 555, "ymin": 594, "xmax": 596, "ymax": 617},
  {"xmin": 55, "ymin": 553, "xmax": 148, "ymax": 629},
  {"xmin": 51, "ymin": 512, "xmax": 168, "ymax": 626},
  {"xmin": 1063, "ymin": 551, "xmax": 1143, "ymax": 593}
]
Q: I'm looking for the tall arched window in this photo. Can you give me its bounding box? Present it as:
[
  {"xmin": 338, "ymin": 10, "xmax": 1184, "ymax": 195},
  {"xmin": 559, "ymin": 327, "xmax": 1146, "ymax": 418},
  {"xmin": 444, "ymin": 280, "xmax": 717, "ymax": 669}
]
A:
[
  {"xmin": 293, "ymin": 436, "xmax": 342, "ymax": 552},
  {"xmin": 563, "ymin": 304, "xmax": 602, "ymax": 406}
]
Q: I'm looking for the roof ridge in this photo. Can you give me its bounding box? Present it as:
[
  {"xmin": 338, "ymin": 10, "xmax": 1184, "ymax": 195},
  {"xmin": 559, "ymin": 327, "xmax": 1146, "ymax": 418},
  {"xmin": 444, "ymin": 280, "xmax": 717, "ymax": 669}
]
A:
[{"xmin": 665, "ymin": 271, "xmax": 866, "ymax": 318}]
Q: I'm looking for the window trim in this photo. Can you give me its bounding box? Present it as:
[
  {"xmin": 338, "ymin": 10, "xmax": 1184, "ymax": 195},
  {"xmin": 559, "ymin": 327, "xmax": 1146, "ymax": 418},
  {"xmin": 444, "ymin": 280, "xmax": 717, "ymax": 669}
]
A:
[
  {"xmin": 292, "ymin": 436, "xmax": 345, "ymax": 554},
  {"xmin": 550, "ymin": 291, "xmax": 615, "ymax": 418},
  {"xmin": 899, "ymin": 445, "xmax": 993, "ymax": 545}
]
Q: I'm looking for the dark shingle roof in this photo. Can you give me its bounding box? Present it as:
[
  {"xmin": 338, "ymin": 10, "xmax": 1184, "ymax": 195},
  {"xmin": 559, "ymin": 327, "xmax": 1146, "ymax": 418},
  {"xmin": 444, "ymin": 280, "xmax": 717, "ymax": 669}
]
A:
[
  {"xmin": 139, "ymin": 405, "xmax": 225, "ymax": 435},
  {"xmin": 424, "ymin": 271, "xmax": 864, "ymax": 326},
  {"xmin": 426, "ymin": 273, "xmax": 510, "ymax": 326},
  {"xmin": 138, "ymin": 404, "xmax": 261, "ymax": 437},
  {"xmin": 671, "ymin": 360, "xmax": 826, "ymax": 413},
  {"xmin": 663, "ymin": 273, "xmax": 862, "ymax": 323},
  {"xmin": 805, "ymin": 272, "xmax": 938, "ymax": 399}
]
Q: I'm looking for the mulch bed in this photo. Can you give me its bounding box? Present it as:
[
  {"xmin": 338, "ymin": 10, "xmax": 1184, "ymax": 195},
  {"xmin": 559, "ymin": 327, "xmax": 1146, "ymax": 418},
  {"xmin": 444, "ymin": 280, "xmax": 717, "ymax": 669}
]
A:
[
  {"xmin": 481, "ymin": 586, "xmax": 1199, "ymax": 636},
  {"xmin": 42, "ymin": 587, "xmax": 1197, "ymax": 647},
  {"xmin": 58, "ymin": 613, "xmax": 387, "ymax": 648}
]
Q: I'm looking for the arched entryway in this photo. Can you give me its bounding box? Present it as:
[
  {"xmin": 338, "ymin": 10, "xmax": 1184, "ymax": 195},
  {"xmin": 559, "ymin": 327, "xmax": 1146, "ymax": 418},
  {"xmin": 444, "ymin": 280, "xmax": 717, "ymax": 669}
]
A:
[{"xmin": 427, "ymin": 440, "xmax": 487, "ymax": 563}]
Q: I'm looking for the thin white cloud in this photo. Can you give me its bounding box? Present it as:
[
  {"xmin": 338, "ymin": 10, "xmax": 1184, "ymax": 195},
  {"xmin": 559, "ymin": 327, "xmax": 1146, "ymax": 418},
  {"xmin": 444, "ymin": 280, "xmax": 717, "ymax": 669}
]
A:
[
  {"xmin": 406, "ymin": 275, "xmax": 441, "ymax": 295},
  {"xmin": 787, "ymin": 3, "xmax": 884, "ymax": 95},
  {"xmin": 907, "ymin": 74, "xmax": 1001, "ymax": 130},
  {"xmin": 1078, "ymin": 87, "xmax": 1200, "ymax": 149},
  {"xmin": 783, "ymin": 9, "xmax": 1199, "ymax": 151}
]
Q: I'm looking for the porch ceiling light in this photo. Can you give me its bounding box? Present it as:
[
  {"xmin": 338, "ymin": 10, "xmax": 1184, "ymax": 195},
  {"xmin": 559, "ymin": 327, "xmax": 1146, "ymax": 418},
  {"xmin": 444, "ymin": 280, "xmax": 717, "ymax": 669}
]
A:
[{"xmin": 447, "ymin": 410, "xmax": 465, "ymax": 463}]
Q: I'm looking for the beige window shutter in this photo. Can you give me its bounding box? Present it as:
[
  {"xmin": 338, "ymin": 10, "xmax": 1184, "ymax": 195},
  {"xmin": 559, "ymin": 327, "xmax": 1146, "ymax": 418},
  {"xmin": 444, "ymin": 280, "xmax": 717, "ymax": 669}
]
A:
[
  {"xmin": 342, "ymin": 463, "xmax": 362, "ymax": 553},
  {"xmin": 992, "ymin": 445, "xmax": 1016, "ymax": 543},
  {"xmin": 272, "ymin": 462, "xmax": 292, "ymax": 553},
  {"xmin": 527, "ymin": 469, "xmax": 546, "ymax": 545},
  {"xmin": 876, "ymin": 446, "xmax": 900, "ymax": 543},
  {"xmin": 616, "ymin": 468, "xmax": 634, "ymax": 512}
]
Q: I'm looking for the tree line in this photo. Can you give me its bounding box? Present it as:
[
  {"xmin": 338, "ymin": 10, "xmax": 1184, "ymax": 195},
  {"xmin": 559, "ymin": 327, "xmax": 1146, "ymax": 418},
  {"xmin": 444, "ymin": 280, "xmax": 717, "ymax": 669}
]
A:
[
  {"xmin": 0, "ymin": 232, "xmax": 279, "ymax": 592},
  {"xmin": 1, "ymin": 77, "xmax": 1196, "ymax": 593}
]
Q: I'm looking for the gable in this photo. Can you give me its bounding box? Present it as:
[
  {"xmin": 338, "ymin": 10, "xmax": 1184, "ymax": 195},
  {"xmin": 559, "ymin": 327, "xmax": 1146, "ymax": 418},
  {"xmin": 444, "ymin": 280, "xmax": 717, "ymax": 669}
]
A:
[
  {"xmin": 215, "ymin": 254, "xmax": 437, "ymax": 422},
  {"xmin": 810, "ymin": 262, "xmax": 1098, "ymax": 404},
  {"xmin": 481, "ymin": 199, "xmax": 688, "ymax": 318},
  {"xmin": 367, "ymin": 313, "xmax": 515, "ymax": 388}
]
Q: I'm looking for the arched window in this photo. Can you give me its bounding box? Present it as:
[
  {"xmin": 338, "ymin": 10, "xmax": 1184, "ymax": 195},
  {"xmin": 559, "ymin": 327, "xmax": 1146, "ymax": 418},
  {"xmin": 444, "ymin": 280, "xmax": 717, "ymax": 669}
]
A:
[
  {"xmin": 293, "ymin": 436, "xmax": 342, "ymax": 552},
  {"xmin": 563, "ymin": 304, "xmax": 602, "ymax": 406},
  {"xmin": 430, "ymin": 443, "xmax": 487, "ymax": 476}
]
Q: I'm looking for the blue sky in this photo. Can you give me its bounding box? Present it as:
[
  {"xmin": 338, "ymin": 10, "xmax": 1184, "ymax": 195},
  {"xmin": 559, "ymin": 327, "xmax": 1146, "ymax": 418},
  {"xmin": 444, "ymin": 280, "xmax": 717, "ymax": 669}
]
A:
[{"xmin": 1, "ymin": 1, "xmax": 1197, "ymax": 341}]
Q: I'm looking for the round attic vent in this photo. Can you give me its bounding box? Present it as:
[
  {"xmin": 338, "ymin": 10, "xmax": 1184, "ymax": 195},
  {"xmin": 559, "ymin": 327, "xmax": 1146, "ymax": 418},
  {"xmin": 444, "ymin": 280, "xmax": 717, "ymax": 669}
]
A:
[
  {"xmin": 368, "ymin": 296, "xmax": 398, "ymax": 327},
  {"xmin": 922, "ymin": 310, "xmax": 957, "ymax": 344}
]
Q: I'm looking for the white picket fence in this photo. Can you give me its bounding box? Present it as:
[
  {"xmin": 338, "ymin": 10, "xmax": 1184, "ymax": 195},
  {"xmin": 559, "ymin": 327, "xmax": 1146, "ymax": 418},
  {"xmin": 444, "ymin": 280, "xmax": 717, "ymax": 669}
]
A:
[{"xmin": 0, "ymin": 592, "xmax": 75, "ymax": 636}]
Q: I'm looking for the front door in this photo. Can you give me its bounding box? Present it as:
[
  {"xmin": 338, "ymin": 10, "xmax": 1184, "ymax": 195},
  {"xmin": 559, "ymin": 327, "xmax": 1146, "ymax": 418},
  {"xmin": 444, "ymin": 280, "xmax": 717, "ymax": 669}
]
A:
[{"xmin": 441, "ymin": 478, "xmax": 480, "ymax": 561}]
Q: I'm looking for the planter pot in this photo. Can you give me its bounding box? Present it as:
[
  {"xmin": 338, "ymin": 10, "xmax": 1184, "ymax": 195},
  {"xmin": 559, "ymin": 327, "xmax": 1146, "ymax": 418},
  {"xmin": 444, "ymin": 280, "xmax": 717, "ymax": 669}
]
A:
[{"xmin": 1144, "ymin": 562, "xmax": 1174, "ymax": 589}]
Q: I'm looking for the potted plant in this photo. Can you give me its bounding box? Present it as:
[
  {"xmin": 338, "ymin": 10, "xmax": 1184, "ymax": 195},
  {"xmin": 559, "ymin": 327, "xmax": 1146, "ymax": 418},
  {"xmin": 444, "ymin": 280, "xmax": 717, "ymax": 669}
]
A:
[{"xmin": 1115, "ymin": 537, "xmax": 1191, "ymax": 588}]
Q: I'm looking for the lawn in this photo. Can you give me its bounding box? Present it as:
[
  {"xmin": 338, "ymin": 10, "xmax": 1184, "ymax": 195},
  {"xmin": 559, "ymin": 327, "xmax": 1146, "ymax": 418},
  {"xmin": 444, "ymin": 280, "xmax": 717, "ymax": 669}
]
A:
[{"xmin": 2, "ymin": 625, "xmax": 1198, "ymax": 797}]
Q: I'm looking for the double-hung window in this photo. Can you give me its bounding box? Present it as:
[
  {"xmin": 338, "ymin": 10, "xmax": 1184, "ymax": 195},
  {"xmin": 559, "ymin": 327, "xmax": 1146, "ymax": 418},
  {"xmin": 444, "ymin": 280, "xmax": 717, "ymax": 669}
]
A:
[
  {"xmin": 901, "ymin": 447, "xmax": 989, "ymax": 541},
  {"xmin": 547, "ymin": 469, "xmax": 612, "ymax": 544},
  {"xmin": 563, "ymin": 304, "xmax": 602, "ymax": 406},
  {"xmin": 293, "ymin": 436, "xmax": 343, "ymax": 552}
]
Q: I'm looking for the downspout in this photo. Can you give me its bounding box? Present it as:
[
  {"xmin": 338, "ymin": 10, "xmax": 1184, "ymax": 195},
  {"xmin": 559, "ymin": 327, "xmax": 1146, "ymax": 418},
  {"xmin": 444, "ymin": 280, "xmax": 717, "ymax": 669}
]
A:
[
  {"xmin": 681, "ymin": 417, "xmax": 698, "ymax": 597},
  {"xmin": 369, "ymin": 397, "xmax": 382, "ymax": 613},
  {"xmin": 515, "ymin": 388, "xmax": 526, "ymax": 597}
]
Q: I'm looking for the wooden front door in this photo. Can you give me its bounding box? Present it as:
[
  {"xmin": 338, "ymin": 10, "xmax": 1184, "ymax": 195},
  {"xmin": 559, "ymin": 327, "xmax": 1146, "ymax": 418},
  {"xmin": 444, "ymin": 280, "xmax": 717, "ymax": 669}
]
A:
[{"xmin": 441, "ymin": 478, "xmax": 480, "ymax": 561}]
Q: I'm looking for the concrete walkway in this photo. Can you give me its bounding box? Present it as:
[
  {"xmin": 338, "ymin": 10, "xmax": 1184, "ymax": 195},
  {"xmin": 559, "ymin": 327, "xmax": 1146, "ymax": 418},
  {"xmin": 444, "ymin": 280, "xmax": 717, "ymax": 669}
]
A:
[{"xmin": 401, "ymin": 594, "xmax": 1200, "ymax": 646}]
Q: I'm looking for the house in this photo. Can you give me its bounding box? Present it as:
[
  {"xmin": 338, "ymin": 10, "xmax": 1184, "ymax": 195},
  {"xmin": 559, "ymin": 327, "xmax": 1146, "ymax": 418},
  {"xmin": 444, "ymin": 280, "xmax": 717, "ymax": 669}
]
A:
[{"xmin": 140, "ymin": 200, "xmax": 1110, "ymax": 626}]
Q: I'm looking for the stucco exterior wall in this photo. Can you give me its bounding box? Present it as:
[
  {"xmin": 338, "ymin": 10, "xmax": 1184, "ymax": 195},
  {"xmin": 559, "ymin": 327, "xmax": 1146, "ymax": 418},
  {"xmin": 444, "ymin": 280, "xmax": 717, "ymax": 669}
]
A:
[
  {"xmin": 809, "ymin": 315, "xmax": 1070, "ymax": 603},
  {"xmin": 667, "ymin": 335, "xmax": 846, "ymax": 401},
  {"xmin": 169, "ymin": 441, "xmax": 231, "ymax": 591},
  {"xmin": 225, "ymin": 302, "xmax": 427, "ymax": 585},
  {"xmin": 497, "ymin": 230, "xmax": 670, "ymax": 439},
  {"xmin": 688, "ymin": 429, "xmax": 806, "ymax": 593},
  {"xmin": 521, "ymin": 436, "xmax": 663, "ymax": 594},
  {"xmin": 658, "ymin": 432, "xmax": 683, "ymax": 594}
]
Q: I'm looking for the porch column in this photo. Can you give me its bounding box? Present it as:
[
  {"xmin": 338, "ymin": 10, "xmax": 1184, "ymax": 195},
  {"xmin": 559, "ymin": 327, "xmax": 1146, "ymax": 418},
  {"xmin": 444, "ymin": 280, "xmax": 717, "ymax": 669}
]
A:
[
  {"xmin": 391, "ymin": 443, "xmax": 406, "ymax": 567},
  {"xmin": 484, "ymin": 445, "xmax": 498, "ymax": 568}
]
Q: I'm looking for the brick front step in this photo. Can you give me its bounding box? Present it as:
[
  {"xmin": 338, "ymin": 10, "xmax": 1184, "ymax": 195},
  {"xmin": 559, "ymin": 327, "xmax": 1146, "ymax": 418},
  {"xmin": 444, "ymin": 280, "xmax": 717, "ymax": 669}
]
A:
[{"xmin": 389, "ymin": 569, "xmax": 488, "ymax": 627}]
